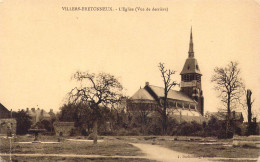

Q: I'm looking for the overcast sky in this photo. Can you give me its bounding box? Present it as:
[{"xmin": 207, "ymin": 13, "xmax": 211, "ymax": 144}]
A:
[{"xmin": 0, "ymin": 0, "xmax": 260, "ymax": 115}]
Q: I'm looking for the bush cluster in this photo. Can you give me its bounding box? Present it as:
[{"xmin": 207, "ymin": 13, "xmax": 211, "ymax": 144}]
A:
[{"xmin": 54, "ymin": 103, "xmax": 251, "ymax": 138}]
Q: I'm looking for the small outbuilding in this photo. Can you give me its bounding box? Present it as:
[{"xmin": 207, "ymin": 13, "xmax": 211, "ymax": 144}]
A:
[{"xmin": 0, "ymin": 103, "xmax": 16, "ymax": 136}]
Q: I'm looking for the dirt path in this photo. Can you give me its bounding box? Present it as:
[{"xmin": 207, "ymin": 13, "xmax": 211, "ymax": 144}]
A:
[
  {"xmin": 131, "ymin": 143, "xmax": 210, "ymax": 162},
  {"xmin": 131, "ymin": 143, "xmax": 260, "ymax": 162}
]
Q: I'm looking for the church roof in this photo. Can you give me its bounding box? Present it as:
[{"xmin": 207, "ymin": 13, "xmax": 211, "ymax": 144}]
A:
[
  {"xmin": 148, "ymin": 85, "xmax": 195, "ymax": 103},
  {"xmin": 180, "ymin": 58, "xmax": 201, "ymax": 75},
  {"xmin": 129, "ymin": 85, "xmax": 195, "ymax": 103},
  {"xmin": 180, "ymin": 27, "xmax": 202, "ymax": 75},
  {"xmin": 130, "ymin": 88, "xmax": 155, "ymax": 101}
]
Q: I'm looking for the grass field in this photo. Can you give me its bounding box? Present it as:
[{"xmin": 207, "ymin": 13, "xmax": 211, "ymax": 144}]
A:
[
  {"xmin": 1, "ymin": 157, "xmax": 152, "ymax": 162},
  {"xmin": 0, "ymin": 135, "xmax": 150, "ymax": 161},
  {"xmin": 0, "ymin": 135, "xmax": 259, "ymax": 161},
  {"xmin": 0, "ymin": 136, "xmax": 143, "ymax": 156},
  {"xmin": 113, "ymin": 136, "xmax": 260, "ymax": 158}
]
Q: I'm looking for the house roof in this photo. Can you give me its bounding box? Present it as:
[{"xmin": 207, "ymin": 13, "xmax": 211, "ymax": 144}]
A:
[
  {"xmin": 180, "ymin": 58, "xmax": 201, "ymax": 75},
  {"xmin": 27, "ymin": 108, "xmax": 51, "ymax": 118},
  {"xmin": 0, "ymin": 103, "xmax": 9, "ymax": 112},
  {"xmin": 148, "ymin": 85, "xmax": 195, "ymax": 103},
  {"xmin": 207, "ymin": 111, "xmax": 243, "ymax": 121}
]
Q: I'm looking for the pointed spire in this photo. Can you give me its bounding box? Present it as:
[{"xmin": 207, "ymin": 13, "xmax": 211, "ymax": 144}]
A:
[{"xmin": 188, "ymin": 27, "xmax": 194, "ymax": 58}]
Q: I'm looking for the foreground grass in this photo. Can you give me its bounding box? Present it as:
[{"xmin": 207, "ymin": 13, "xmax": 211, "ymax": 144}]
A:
[
  {"xmin": 115, "ymin": 136, "xmax": 260, "ymax": 158},
  {"xmin": 1, "ymin": 157, "xmax": 152, "ymax": 162},
  {"xmin": 161, "ymin": 140, "xmax": 259, "ymax": 158},
  {"xmin": 0, "ymin": 135, "xmax": 143, "ymax": 156},
  {"xmin": 1, "ymin": 135, "xmax": 259, "ymax": 161}
]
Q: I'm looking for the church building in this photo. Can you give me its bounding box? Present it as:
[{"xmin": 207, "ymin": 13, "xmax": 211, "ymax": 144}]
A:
[
  {"xmin": 180, "ymin": 28, "xmax": 204, "ymax": 116},
  {"xmin": 128, "ymin": 29, "xmax": 205, "ymax": 123}
]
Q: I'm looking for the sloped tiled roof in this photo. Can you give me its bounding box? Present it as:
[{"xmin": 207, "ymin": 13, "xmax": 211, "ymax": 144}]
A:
[
  {"xmin": 130, "ymin": 88, "xmax": 155, "ymax": 101},
  {"xmin": 207, "ymin": 111, "xmax": 243, "ymax": 121},
  {"xmin": 148, "ymin": 85, "xmax": 195, "ymax": 103},
  {"xmin": 168, "ymin": 108, "xmax": 206, "ymax": 123},
  {"xmin": 180, "ymin": 58, "xmax": 201, "ymax": 75},
  {"xmin": 0, "ymin": 103, "xmax": 9, "ymax": 112}
]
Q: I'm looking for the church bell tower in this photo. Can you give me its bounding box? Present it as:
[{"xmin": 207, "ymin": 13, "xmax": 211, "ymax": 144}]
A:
[{"xmin": 180, "ymin": 28, "xmax": 204, "ymax": 115}]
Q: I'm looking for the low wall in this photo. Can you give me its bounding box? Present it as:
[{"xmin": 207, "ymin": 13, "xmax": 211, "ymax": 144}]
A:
[
  {"xmin": 53, "ymin": 122, "xmax": 75, "ymax": 137},
  {"xmin": 0, "ymin": 118, "xmax": 17, "ymax": 136}
]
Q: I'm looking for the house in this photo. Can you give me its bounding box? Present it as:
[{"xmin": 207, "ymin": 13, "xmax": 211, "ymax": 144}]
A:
[
  {"xmin": 0, "ymin": 103, "xmax": 16, "ymax": 136},
  {"xmin": 205, "ymin": 111, "xmax": 244, "ymax": 124},
  {"xmin": 0, "ymin": 103, "xmax": 10, "ymax": 119},
  {"xmin": 25, "ymin": 108, "xmax": 55, "ymax": 124}
]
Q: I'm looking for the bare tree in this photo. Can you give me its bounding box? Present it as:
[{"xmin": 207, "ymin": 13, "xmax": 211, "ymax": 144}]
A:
[
  {"xmin": 211, "ymin": 61, "xmax": 244, "ymax": 137},
  {"xmin": 158, "ymin": 63, "xmax": 178, "ymax": 135},
  {"xmin": 69, "ymin": 71, "xmax": 123, "ymax": 144}
]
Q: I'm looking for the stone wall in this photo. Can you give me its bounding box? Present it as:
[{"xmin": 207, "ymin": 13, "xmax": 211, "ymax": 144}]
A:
[
  {"xmin": 0, "ymin": 118, "xmax": 17, "ymax": 136},
  {"xmin": 53, "ymin": 122, "xmax": 75, "ymax": 136}
]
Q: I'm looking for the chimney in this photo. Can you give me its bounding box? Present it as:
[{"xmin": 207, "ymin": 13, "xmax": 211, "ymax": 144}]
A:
[{"xmin": 145, "ymin": 82, "xmax": 149, "ymax": 86}]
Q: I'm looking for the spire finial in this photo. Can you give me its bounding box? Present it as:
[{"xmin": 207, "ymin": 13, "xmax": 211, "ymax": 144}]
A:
[
  {"xmin": 188, "ymin": 26, "xmax": 194, "ymax": 58},
  {"xmin": 190, "ymin": 26, "xmax": 193, "ymax": 39}
]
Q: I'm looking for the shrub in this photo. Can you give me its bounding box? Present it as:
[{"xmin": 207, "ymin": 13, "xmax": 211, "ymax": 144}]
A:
[
  {"xmin": 175, "ymin": 121, "xmax": 202, "ymax": 136},
  {"xmin": 116, "ymin": 129, "xmax": 128, "ymax": 136},
  {"xmin": 127, "ymin": 128, "xmax": 141, "ymax": 136},
  {"xmin": 217, "ymin": 130, "xmax": 233, "ymax": 139},
  {"xmin": 99, "ymin": 131, "xmax": 115, "ymax": 136}
]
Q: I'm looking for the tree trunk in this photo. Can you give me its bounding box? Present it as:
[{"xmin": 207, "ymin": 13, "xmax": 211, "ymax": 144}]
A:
[
  {"xmin": 247, "ymin": 90, "xmax": 252, "ymax": 135},
  {"xmin": 93, "ymin": 119, "xmax": 98, "ymax": 145},
  {"xmin": 163, "ymin": 111, "xmax": 167, "ymax": 135},
  {"xmin": 226, "ymin": 94, "xmax": 231, "ymax": 138},
  {"xmin": 162, "ymin": 105, "xmax": 167, "ymax": 135},
  {"xmin": 162, "ymin": 91, "xmax": 168, "ymax": 135}
]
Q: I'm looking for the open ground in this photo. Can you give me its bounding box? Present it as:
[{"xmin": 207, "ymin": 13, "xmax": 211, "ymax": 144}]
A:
[{"xmin": 0, "ymin": 135, "xmax": 259, "ymax": 161}]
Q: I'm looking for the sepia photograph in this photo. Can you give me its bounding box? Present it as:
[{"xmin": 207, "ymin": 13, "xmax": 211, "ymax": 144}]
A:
[{"xmin": 0, "ymin": 0, "xmax": 260, "ymax": 161}]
